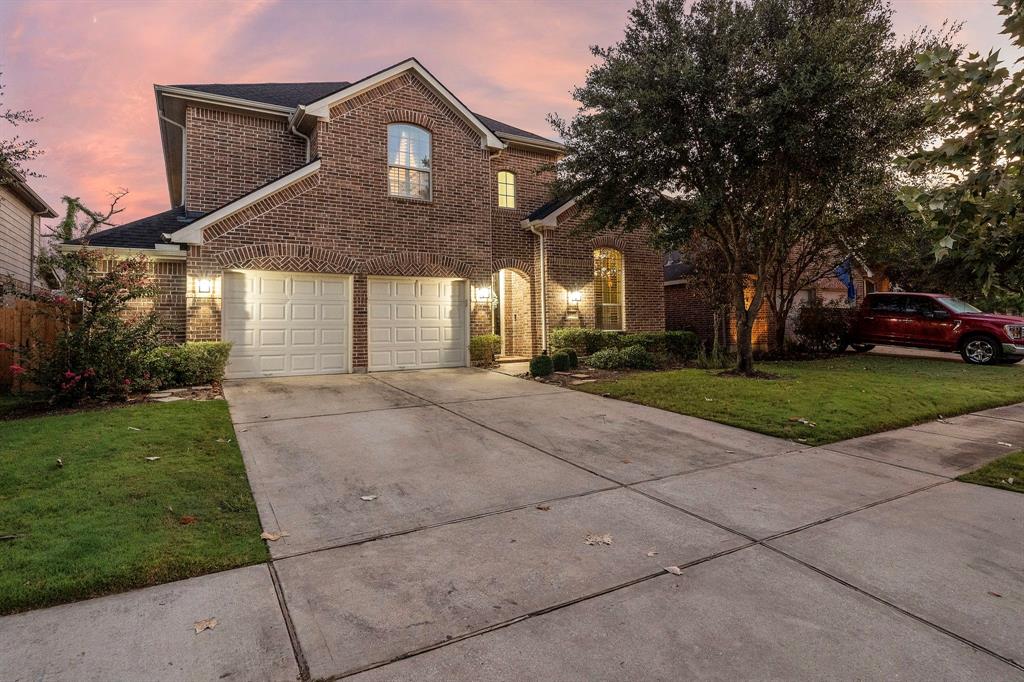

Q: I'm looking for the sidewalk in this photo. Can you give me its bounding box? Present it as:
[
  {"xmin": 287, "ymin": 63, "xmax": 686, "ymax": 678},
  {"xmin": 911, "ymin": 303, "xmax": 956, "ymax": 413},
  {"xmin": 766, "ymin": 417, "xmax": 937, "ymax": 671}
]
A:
[{"xmin": 1, "ymin": 400, "xmax": 1021, "ymax": 681}]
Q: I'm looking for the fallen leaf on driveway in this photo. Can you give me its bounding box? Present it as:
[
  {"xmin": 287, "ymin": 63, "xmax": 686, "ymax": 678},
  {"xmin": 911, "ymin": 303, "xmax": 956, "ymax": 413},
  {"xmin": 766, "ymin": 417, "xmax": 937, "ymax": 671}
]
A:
[
  {"xmin": 145, "ymin": 456, "xmax": 160, "ymax": 462},
  {"xmin": 194, "ymin": 618, "xmax": 218, "ymax": 633},
  {"xmin": 988, "ymin": 591, "xmax": 1003, "ymax": 598},
  {"xmin": 536, "ymin": 504, "xmax": 551, "ymax": 511},
  {"xmin": 664, "ymin": 566, "xmax": 683, "ymax": 575},
  {"xmin": 260, "ymin": 531, "xmax": 289, "ymax": 541},
  {"xmin": 360, "ymin": 495, "xmax": 378, "ymax": 501},
  {"xmin": 997, "ymin": 441, "xmax": 1013, "ymax": 448},
  {"xmin": 936, "ymin": 416, "xmax": 951, "ymax": 424},
  {"xmin": 584, "ymin": 533, "xmax": 613, "ymax": 546},
  {"xmin": 179, "ymin": 515, "xmax": 198, "ymax": 525},
  {"xmin": 646, "ymin": 548, "xmax": 658, "ymax": 557}
]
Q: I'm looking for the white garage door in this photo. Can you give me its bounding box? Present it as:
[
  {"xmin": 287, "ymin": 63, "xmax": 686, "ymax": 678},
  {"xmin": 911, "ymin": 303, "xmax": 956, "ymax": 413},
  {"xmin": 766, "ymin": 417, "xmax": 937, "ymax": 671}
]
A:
[
  {"xmin": 222, "ymin": 270, "xmax": 351, "ymax": 379},
  {"xmin": 367, "ymin": 277, "xmax": 467, "ymax": 371}
]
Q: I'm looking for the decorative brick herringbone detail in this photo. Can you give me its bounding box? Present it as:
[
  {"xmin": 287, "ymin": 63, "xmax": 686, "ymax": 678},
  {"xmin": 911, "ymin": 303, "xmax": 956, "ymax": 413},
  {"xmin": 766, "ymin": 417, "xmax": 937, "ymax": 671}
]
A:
[
  {"xmin": 492, "ymin": 257, "xmax": 534, "ymax": 276},
  {"xmin": 362, "ymin": 252, "xmax": 474, "ymax": 278},
  {"xmin": 215, "ymin": 243, "xmax": 360, "ymax": 273}
]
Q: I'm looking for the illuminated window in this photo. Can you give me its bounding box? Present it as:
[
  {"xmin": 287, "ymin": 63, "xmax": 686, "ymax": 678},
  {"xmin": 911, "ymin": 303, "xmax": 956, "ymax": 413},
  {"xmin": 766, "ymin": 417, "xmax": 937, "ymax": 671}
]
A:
[
  {"xmin": 593, "ymin": 248, "xmax": 624, "ymax": 330},
  {"xmin": 387, "ymin": 124, "xmax": 431, "ymax": 200},
  {"xmin": 497, "ymin": 171, "xmax": 516, "ymax": 209}
]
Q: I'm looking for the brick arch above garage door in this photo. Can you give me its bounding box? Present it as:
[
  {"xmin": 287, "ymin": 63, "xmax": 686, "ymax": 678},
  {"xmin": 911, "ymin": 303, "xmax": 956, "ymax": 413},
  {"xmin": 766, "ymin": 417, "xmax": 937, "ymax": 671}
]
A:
[
  {"xmin": 362, "ymin": 252, "xmax": 475, "ymax": 279},
  {"xmin": 216, "ymin": 243, "xmax": 360, "ymax": 274}
]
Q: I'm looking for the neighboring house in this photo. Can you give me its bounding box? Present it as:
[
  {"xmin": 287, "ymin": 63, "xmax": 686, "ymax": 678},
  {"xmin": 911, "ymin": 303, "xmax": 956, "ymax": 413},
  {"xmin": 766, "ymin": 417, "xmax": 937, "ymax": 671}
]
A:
[
  {"xmin": 68, "ymin": 59, "xmax": 663, "ymax": 377},
  {"xmin": 664, "ymin": 250, "xmax": 889, "ymax": 348},
  {"xmin": 1, "ymin": 169, "xmax": 57, "ymax": 292}
]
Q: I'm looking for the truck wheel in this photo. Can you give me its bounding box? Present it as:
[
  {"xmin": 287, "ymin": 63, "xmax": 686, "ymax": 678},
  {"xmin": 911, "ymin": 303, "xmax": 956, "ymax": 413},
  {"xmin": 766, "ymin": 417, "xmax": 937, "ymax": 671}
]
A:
[
  {"xmin": 960, "ymin": 335, "xmax": 1002, "ymax": 365},
  {"xmin": 851, "ymin": 344, "xmax": 875, "ymax": 353}
]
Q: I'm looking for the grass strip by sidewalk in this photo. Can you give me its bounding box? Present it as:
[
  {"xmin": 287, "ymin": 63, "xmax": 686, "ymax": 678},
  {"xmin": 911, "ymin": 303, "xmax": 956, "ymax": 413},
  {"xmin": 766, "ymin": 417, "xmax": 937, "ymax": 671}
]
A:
[
  {"xmin": 575, "ymin": 355, "xmax": 1024, "ymax": 445},
  {"xmin": 0, "ymin": 400, "xmax": 266, "ymax": 615},
  {"xmin": 958, "ymin": 451, "xmax": 1024, "ymax": 494}
]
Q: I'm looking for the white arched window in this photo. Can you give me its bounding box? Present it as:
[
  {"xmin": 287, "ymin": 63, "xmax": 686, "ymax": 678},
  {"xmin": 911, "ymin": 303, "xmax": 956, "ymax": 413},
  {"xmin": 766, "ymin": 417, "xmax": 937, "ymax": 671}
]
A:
[
  {"xmin": 387, "ymin": 124, "xmax": 431, "ymax": 200},
  {"xmin": 497, "ymin": 171, "xmax": 516, "ymax": 209},
  {"xmin": 594, "ymin": 248, "xmax": 624, "ymax": 330}
]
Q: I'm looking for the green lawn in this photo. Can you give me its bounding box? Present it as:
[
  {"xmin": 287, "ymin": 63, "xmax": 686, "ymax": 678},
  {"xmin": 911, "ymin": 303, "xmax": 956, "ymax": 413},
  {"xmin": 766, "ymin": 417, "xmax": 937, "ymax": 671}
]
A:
[
  {"xmin": 576, "ymin": 355, "xmax": 1024, "ymax": 445},
  {"xmin": 0, "ymin": 400, "xmax": 266, "ymax": 614},
  {"xmin": 959, "ymin": 451, "xmax": 1024, "ymax": 494}
]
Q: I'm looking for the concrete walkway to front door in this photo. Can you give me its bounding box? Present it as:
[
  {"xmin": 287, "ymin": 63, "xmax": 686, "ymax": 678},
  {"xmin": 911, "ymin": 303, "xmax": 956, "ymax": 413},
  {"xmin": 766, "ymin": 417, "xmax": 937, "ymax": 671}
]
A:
[{"xmin": 2, "ymin": 369, "xmax": 1022, "ymax": 681}]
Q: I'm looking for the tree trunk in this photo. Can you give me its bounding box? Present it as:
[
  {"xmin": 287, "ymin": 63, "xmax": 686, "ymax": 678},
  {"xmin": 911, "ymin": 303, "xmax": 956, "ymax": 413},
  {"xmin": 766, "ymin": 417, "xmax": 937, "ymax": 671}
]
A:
[{"xmin": 732, "ymin": 276, "xmax": 756, "ymax": 374}]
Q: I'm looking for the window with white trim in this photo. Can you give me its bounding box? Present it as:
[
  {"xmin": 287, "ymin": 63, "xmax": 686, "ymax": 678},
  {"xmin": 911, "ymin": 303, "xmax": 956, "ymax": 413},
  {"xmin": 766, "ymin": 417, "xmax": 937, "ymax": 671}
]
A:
[
  {"xmin": 594, "ymin": 248, "xmax": 624, "ymax": 330},
  {"xmin": 497, "ymin": 171, "xmax": 516, "ymax": 209},
  {"xmin": 388, "ymin": 124, "xmax": 431, "ymax": 200}
]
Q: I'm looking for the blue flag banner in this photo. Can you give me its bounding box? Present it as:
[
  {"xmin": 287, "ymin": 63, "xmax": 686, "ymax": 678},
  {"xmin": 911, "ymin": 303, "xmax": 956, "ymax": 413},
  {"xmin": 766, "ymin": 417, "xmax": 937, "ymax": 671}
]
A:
[{"xmin": 835, "ymin": 259, "xmax": 856, "ymax": 301}]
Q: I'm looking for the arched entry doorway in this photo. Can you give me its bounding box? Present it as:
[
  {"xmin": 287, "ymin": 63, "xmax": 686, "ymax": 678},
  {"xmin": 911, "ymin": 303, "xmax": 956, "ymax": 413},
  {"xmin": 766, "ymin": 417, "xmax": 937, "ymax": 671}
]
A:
[{"xmin": 493, "ymin": 268, "xmax": 533, "ymax": 358}]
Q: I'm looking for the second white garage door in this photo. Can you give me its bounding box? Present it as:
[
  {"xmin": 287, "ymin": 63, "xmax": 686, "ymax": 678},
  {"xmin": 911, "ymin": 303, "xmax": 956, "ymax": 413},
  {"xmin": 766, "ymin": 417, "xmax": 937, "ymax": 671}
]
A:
[
  {"xmin": 367, "ymin": 277, "xmax": 467, "ymax": 371},
  {"xmin": 222, "ymin": 270, "xmax": 351, "ymax": 379}
]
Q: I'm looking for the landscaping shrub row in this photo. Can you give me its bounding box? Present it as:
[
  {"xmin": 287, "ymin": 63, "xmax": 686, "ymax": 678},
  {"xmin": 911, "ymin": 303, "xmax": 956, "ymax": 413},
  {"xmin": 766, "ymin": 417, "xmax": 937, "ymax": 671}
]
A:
[
  {"xmin": 469, "ymin": 334, "xmax": 502, "ymax": 366},
  {"xmin": 549, "ymin": 328, "xmax": 699, "ymax": 359},
  {"xmin": 146, "ymin": 342, "xmax": 233, "ymax": 388}
]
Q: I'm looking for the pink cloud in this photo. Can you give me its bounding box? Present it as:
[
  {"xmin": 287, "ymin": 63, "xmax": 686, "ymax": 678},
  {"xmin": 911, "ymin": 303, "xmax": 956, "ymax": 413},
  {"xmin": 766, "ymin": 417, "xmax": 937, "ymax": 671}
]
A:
[{"xmin": 0, "ymin": 0, "xmax": 1017, "ymax": 228}]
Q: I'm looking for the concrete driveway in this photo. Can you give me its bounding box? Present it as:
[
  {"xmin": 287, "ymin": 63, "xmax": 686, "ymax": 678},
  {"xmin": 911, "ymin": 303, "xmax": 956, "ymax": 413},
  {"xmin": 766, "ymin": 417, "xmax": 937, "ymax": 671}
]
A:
[{"xmin": 3, "ymin": 369, "xmax": 1022, "ymax": 681}]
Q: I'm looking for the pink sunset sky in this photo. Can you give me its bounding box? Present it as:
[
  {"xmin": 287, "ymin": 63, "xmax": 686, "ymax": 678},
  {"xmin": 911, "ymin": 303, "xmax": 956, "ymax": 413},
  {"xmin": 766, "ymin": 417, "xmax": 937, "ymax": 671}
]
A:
[{"xmin": 1, "ymin": 0, "xmax": 1019, "ymax": 226}]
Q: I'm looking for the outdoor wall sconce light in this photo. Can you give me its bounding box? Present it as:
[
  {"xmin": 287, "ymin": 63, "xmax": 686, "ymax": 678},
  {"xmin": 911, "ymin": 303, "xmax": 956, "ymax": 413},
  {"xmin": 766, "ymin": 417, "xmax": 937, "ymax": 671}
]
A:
[
  {"xmin": 475, "ymin": 286, "xmax": 492, "ymax": 302},
  {"xmin": 567, "ymin": 290, "xmax": 583, "ymax": 304},
  {"xmin": 197, "ymin": 278, "xmax": 213, "ymax": 294}
]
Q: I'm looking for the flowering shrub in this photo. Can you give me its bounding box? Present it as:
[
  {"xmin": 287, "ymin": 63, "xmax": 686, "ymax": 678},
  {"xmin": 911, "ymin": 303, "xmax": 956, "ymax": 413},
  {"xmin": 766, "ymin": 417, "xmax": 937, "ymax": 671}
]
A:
[{"xmin": 3, "ymin": 251, "xmax": 163, "ymax": 402}]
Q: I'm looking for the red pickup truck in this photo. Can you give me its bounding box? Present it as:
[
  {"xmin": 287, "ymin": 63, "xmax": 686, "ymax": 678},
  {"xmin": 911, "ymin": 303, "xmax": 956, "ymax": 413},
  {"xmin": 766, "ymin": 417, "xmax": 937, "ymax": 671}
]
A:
[{"xmin": 850, "ymin": 292, "xmax": 1024, "ymax": 365}]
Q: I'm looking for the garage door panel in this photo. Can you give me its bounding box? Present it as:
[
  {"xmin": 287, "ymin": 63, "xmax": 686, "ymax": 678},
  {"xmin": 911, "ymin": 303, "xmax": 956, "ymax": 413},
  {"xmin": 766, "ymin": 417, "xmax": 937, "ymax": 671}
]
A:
[
  {"xmin": 223, "ymin": 271, "xmax": 351, "ymax": 379},
  {"xmin": 366, "ymin": 277, "xmax": 467, "ymax": 371}
]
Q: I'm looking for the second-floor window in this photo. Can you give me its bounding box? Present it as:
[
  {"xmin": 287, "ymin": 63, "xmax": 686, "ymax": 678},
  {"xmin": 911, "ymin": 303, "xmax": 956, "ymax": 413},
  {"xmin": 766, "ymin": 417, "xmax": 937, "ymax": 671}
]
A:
[
  {"xmin": 388, "ymin": 124, "xmax": 431, "ymax": 200},
  {"xmin": 497, "ymin": 171, "xmax": 516, "ymax": 208}
]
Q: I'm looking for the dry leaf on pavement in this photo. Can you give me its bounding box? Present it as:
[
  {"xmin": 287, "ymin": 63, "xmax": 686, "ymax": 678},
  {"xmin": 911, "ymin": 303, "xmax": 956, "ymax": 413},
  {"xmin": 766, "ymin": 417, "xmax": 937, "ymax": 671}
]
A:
[
  {"xmin": 536, "ymin": 504, "xmax": 551, "ymax": 511},
  {"xmin": 664, "ymin": 566, "xmax": 683, "ymax": 575},
  {"xmin": 584, "ymin": 533, "xmax": 613, "ymax": 546},
  {"xmin": 997, "ymin": 441, "xmax": 1013, "ymax": 448},
  {"xmin": 194, "ymin": 618, "xmax": 218, "ymax": 633},
  {"xmin": 260, "ymin": 531, "xmax": 289, "ymax": 541},
  {"xmin": 360, "ymin": 495, "xmax": 378, "ymax": 501},
  {"xmin": 646, "ymin": 549, "xmax": 658, "ymax": 557}
]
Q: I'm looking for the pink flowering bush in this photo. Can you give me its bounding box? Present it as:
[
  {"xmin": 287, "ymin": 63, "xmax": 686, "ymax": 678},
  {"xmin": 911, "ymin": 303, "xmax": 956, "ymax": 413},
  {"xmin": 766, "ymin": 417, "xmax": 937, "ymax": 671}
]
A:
[{"xmin": 3, "ymin": 251, "xmax": 164, "ymax": 402}]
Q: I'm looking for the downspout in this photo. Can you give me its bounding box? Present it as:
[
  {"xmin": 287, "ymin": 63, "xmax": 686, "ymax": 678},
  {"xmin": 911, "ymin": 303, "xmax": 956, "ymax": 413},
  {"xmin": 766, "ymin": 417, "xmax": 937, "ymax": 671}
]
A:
[
  {"xmin": 28, "ymin": 212, "xmax": 41, "ymax": 294},
  {"xmin": 157, "ymin": 111, "xmax": 187, "ymax": 207},
  {"xmin": 289, "ymin": 106, "xmax": 312, "ymax": 162},
  {"xmin": 528, "ymin": 222, "xmax": 548, "ymax": 352}
]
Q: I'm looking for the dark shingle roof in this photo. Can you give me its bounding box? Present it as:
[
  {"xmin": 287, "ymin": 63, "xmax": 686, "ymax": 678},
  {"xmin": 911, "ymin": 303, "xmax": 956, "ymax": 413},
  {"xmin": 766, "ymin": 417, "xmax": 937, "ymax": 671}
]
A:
[
  {"xmin": 168, "ymin": 81, "xmax": 558, "ymax": 145},
  {"xmin": 170, "ymin": 81, "xmax": 351, "ymax": 108},
  {"xmin": 68, "ymin": 206, "xmax": 199, "ymax": 249},
  {"xmin": 526, "ymin": 196, "xmax": 573, "ymax": 222},
  {"xmin": 664, "ymin": 250, "xmax": 695, "ymax": 281}
]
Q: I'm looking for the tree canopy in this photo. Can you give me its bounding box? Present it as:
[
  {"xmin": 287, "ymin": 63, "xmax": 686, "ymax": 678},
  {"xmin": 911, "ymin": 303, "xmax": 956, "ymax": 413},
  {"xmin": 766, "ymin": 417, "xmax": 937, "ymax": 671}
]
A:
[
  {"xmin": 900, "ymin": 0, "xmax": 1024, "ymax": 304},
  {"xmin": 552, "ymin": 0, "xmax": 941, "ymax": 371}
]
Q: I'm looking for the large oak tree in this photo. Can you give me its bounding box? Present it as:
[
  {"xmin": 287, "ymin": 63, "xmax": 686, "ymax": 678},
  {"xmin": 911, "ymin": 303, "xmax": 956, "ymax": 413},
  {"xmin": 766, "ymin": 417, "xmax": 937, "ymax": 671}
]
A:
[{"xmin": 551, "ymin": 0, "xmax": 939, "ymax": 372}]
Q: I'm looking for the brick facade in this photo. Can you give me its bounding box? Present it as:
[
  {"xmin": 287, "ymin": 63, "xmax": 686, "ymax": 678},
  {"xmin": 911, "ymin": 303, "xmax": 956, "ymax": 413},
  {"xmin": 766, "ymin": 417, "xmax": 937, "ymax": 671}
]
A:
[
  {"xmin": 167, "ymin": 70, "xmax": 664, "ymax": 370},
  {"xmin": 99, "ymin": 258, "xmax": 187, "ymax": 343}
]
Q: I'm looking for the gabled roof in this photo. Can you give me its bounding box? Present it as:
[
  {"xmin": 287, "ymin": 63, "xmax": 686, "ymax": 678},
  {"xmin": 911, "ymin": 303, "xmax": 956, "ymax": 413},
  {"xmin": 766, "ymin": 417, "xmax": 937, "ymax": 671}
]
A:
[
  {"xmin": 65, "ymin": 206, "xmax": 195, "ymax": 250},
  {"xmin": 521, "ymin": 196, "xmax": 576, "ymax": 230},
  {"xmin": 167, "ymin": 158, "xmax": 322, "ymax": 245}
]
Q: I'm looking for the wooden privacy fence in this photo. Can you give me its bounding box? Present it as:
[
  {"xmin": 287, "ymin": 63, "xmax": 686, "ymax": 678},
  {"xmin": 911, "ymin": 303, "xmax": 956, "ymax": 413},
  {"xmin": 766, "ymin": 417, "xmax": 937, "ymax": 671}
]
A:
[{"xmin": 1, "ymin": 298, "xmax": 58, "ymax": 391}]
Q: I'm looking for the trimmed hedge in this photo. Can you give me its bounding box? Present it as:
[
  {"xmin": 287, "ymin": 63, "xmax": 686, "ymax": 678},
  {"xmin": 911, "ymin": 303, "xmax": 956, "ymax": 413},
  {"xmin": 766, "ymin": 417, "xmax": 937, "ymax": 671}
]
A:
[
  {"xmin": 470, "ymin": 334, "xmax": 502, "ymax": 366},
  {"xmin": 549, "ymin": 328, "xmax": 699, "ymax": 360},
  {"xmin": 529, "ymin": 354, "xmax": 554, "ymax": 377},
  {"xmin": 586, "ymin": 344, "xmax": 657, "ymax": 370},
  {"xmin": 551, "ymin": 348, "xmax": 572, "ymax": 372},
  {"xmin": 146, "ymin": 342, "xmax": 233, "ymax": 388}
]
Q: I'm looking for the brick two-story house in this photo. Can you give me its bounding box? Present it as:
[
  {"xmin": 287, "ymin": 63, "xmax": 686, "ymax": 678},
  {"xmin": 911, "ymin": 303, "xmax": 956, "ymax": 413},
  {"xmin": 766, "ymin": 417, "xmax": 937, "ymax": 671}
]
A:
[{"xmin": 69, "ymin": 59, "xmax": 663, "ymax": 377}]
